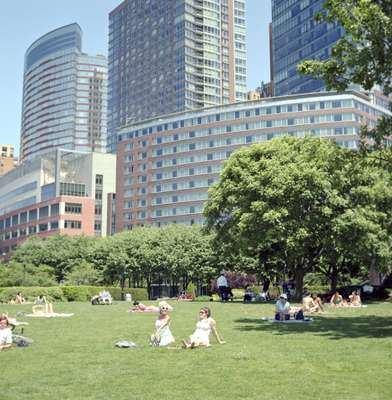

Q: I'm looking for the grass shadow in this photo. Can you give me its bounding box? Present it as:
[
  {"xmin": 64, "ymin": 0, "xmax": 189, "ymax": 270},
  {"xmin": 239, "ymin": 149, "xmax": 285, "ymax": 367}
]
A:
[{"xmin": 234, "ymin": 314, "xmax": 392, "ymax": 340}]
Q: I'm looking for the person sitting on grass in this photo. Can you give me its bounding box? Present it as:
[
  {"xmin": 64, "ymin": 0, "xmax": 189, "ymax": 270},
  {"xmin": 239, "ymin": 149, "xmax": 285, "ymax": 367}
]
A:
[
  {"xmin": 151, "ymin": 302, "xmax": 175, "ymax": 347},
  {"xmin": 303, "ymin": 293, "xmax": 324, "ymax": 313},
  {"xmin": 182, "ymin": 307, "xmax": 225, "ymax": 349},
  {"xmin": 243, "ymin": 286, "xmax": 254, "ymax": 302},
  {"xmin": 275, "ymin": 293, "xmax": 291, "ymax": 321},
  {"xmin": 302, "ymin": 293, "xmax": 314, "ymax": 312},
  {"xmin": 330, "ymin": 291, "xmax": 343, "ymax": 307},
  {"xmin": 32, "ymin": 295, "xmax": 54, "ymax": 315},
  {"xmin": 348, "ymin": 291, "xmax": 362, "ymax": 307},
  {"xmin": 99, "ymin": 290, "xmax": 112, "ymax": 305},
  {"xmin": 311, "ymin": 293, "xmax": 324, "ymax": 312},
  {"xmin": 0, "ymin": 314, "xmax": 13, "ymax": 351},
  {"xmin": 15, "ymin": 292, "xmax": 26, "ymax": 304}
]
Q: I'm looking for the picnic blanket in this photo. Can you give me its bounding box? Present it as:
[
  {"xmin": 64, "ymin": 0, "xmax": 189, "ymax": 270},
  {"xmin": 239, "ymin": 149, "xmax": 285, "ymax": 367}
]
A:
[
  {"xmin": 25, "ymin": 312, "xmax": 74, "ymax": 318},
  {"xmin": 261, "ymin": 317, "xmax": 314, "ymax": 323}
]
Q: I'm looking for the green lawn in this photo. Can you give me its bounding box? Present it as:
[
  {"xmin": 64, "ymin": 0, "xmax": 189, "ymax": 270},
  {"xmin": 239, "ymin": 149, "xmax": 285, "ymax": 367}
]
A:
[{"xmin": 1, "ymin": 300, "xmax": 391, "ymax": 400}]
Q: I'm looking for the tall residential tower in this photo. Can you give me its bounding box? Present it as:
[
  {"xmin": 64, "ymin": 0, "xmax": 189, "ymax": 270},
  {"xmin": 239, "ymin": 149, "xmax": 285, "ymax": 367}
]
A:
[
  {"xmin": 20, "ymin": 24, "xmax": 108, "ymax": 161},
  {"xmin": 271, "ymin": 0, "xmax": 344, "ymax": 96},
  {"xmin": 107, "ymin": 0, "xmax": 247, "ymax": 152}
]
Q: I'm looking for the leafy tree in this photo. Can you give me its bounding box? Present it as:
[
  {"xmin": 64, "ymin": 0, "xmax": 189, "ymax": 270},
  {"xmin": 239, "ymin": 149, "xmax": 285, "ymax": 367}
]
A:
[
  {"xmin": 297, "ymin": 0, "xmax": 392, "ymax": 162},
  {"xmin": 11, "ymin": 235, "xmax": 98, "ymax": 281},
  {"xmin": 64, "ymin": 261, "xmax": 103, "ymax": 286},
  {"xmin": 0, "ymin": 261, "xmax": 56, "ymax": 287},
  {"xmin": 204, "ymin": 136, "xmax": 392, "ymax": 296}
]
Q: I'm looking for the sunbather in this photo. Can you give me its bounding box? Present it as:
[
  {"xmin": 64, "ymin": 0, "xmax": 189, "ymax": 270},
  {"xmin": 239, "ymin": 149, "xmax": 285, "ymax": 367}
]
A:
[
  {"xmin": 348, "ymin": 291, "xmax": 362, "ymax": 307},
  {"xmin": 151, "ymin": 302, "xmax": 175, "ymax": 347},
  {"xmin": 275, "ymin": 294, "xmax": 291, "ymax": 320},
  {"xmin": 32, "ymin": 295, "xmax": 54, "ymax": 315},
  {"xmin": 182, "ymin": 307, "xmax": 225, "ymax": 348},
  {"xmin": 0, "ymin": 314, "xmax": 13, "ymax": 350},
  {"xmin": 330, "ymin": 291, "xmax": 343, "ymax": 307}
]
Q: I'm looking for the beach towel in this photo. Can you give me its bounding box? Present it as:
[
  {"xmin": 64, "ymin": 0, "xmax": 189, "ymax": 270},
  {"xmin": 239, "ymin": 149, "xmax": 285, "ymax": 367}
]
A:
[{"xmin": 25, "ymin": 312, "xmax": 74, "ymax": 318}]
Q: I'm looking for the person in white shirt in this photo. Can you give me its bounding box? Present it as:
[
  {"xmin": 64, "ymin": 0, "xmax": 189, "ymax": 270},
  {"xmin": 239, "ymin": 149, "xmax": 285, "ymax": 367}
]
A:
[
  {"xmin": 0, "ymin": 314, "xmax": 13, "ymax": 350},
  {"xmin": 275, "ymin": 294, "xmax": 291, "ymax": 321},
  {"xmin": 217, "ymin": 272, "xmax": 228, "ymax": 302}
]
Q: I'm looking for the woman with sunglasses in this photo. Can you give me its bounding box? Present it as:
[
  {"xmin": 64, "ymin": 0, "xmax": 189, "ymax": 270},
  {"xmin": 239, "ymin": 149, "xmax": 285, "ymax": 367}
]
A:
[
  {"xmin": 182, "ymin": 307, "xmax": 225, "ymax": 348},
  {"xmin": 152, "ymin": 301, "xmax": 175, "ymax": 347}
]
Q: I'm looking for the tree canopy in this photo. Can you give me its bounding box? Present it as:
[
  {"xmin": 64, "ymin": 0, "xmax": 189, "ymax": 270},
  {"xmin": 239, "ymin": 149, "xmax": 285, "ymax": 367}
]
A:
[
  {"xmin": 297, "ymin": 0, "xmax": 392, "ymax": 162},
  {"xmin": 204, "ymin": 136, "xmax": 392, "ymax": 296}
]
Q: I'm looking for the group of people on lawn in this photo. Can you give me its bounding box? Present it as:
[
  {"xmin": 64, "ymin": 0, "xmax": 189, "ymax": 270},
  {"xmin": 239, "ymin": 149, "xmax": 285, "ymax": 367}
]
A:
[
  {"xmin": 274, "ymin": 290, "xmax": 362, "ymax": 321},
  {"xmin": 1, "ymin": 285, "xmax": 363, "ymax": 351}
]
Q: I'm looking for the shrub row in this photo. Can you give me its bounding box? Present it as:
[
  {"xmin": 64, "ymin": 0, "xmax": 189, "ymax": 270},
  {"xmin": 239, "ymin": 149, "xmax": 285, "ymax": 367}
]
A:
[{"xmin": 0, "ymin": 286, "xmax": 148, "ymax": 303}]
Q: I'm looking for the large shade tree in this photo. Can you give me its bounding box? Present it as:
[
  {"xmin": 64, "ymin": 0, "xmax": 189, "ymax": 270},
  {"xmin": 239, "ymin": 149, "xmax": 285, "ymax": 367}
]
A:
[{"xmin": 204, "ymin": 136, "xmax": 392, "ymax": 297}]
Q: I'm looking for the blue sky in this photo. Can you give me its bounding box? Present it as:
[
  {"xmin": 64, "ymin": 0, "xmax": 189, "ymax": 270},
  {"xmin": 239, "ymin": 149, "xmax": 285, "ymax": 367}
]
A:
[{"xmin": 0, "ymin": 0, "xmax": 271, "ymax": 155}]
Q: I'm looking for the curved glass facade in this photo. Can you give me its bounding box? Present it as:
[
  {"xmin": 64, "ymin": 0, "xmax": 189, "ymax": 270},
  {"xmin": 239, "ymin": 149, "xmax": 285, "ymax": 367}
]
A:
[{"xmin": 21, "ymin": 24, "xmax": 107, "ymax": 161}]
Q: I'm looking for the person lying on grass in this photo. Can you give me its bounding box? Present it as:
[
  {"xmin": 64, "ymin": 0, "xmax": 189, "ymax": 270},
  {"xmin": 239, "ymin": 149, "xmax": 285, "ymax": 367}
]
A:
[
  {"xmin": 0, "ymin": 314, "xmax": 13, "ymax": 350},
  {"xmin": 182, "ymin": 307, "xmax": 225, "ymax": 349},
  {"xmin": 129, "ymin": 301, "xmax": 174, "ymax": 313}
]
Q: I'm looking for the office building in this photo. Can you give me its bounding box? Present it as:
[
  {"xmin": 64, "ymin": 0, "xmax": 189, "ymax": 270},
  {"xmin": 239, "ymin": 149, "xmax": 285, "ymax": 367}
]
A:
[
  {"xmin": 271, "ymin": 0, "xmax": 344, "ymax": 96},
  {"xmin": 0, "ymin": 145, "xmax": 17, "ymax": 176},
  {"xmin": 20, "ymin": 24, "xmax": 107, "ymax": 162},
  {"xmin": 107, "ymin": 0, "xmax": 247, "ymax": 152},
  {"xmin": 0, "ymin": 150, "xmax": 116, "ymax": 255},
  {"xmin": 115, "ymin": 90, "xmax": 390, "ymax": 229}
]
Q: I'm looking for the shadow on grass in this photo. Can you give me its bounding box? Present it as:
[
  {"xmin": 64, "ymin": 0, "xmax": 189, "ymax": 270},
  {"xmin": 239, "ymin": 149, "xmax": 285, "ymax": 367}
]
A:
[{"xmin": 234, "ymin": 315, "xmax": 392, "ymax": 340}]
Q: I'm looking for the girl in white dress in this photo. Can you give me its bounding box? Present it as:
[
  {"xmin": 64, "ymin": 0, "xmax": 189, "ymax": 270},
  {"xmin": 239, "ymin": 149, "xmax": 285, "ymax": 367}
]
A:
[
  {"xmin": 153, "ymin": 302, "xmax": 175, "ymax": 347},
  {"xmin": 182, "ymin": 307, "xmax": 225, "ymax": 348}
]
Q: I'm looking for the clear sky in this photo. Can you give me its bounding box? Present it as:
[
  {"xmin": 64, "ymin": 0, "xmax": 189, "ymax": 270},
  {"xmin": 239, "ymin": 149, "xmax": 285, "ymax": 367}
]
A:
[{"xmin": 0, "ymin": 0, "xmax": 271, "ymax": 156}]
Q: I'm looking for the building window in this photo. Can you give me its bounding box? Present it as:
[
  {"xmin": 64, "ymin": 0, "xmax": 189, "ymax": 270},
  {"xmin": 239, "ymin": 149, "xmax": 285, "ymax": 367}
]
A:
[
  {"xmin": 50, "ymin": 204, "xmax": 59, "ymax": 217},
  {"xmin": 65, "ymin": 203, "xmax": 82, "ymax": 214},
  {"xmin": 11, "ymin": 215, "xmax": 18, "ymax": 226},
  {"xmin": 95, "ymin": 205, "xmax": 102, "ymax": 215},
  {"xmin": 96, "ymin": 175, "xmax": 103, "ymax": 185},
  {"xmin": 50, "ymin": 221, "xmax": 59, "ymax": 230},
  {"xmin": 29, "ymin": 225, "xmax": 37, "ymax": 234},
  {"xmin": 39, "ymin": 223, "xmax": 48, "ymax": 232},
  {"xmin": 95, "ymin": 191, "xmax": 103, "ymax": 200},
  {"xmin": 29, "ymin": 209, "xmax": 37, "ymax": 221},
  {"xmin": 60, "ymin": 183, "xmax": 86, "ymax": 197},
  {"xmin": 94, "ymin": 222, "xmax": 101, "ymax": 231},
  {"xmin": 39, "ymin": 206, "xmax": 49, "ymax": 219},
  {"xmin": 64, "ymin": 220, "xmax": 82, "ymax": 229}
]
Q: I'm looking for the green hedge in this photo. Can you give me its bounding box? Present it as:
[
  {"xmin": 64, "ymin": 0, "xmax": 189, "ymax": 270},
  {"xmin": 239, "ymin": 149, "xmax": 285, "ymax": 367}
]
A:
[
  {"xmin": 0, "ymin": 286, "xmax": 148, "ymax": 303},
  {"xmin": 0, "ymin": 286, "xmax": 65, "ymax": 303}
]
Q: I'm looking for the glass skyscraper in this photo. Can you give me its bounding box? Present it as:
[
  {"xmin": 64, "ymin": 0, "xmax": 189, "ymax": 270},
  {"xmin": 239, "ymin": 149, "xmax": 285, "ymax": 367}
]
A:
[
  {"xmin": 107, "ymin": 0, "xmax": 247, "ymax": 153},
  {"xmin": 271, "ymin": 0, "xmax": 344, "ymax": 96},
  {"xmin": 20, "ymin": 24, "xmax": 108, "ymax": 161}
]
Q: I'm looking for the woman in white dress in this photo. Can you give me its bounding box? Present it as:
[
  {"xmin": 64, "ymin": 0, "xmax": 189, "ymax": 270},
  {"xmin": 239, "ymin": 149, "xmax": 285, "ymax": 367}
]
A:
[
  {"xmin": 182, "ymin": 307, "xmax": 225, "ymax": 348},
  {"xmin": 153, "ymin": 302, "xmax": 175, "ymax": 347}
]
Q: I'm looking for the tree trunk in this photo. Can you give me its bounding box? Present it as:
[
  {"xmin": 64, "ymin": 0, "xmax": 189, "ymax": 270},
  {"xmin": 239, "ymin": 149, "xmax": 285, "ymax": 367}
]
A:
[
  {"xmin": 330, "ymin": 268, "xmax": 339, "ymax": 293},
  {"xmin": 294, "ymin": 265, "xmax": 305, "ymax": 300}
]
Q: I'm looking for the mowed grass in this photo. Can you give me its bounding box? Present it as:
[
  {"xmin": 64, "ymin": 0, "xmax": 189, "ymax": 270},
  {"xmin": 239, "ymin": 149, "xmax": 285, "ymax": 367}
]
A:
[{"xmin": 1, "ymin": 300, "xmax": 392, "ymax": 400}]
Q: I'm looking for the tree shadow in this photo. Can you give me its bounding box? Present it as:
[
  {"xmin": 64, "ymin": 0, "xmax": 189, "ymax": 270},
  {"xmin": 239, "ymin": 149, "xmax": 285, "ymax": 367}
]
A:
[{"xmin": 234, "ymin": 314, "xmax": 392, "ymax": 340}]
